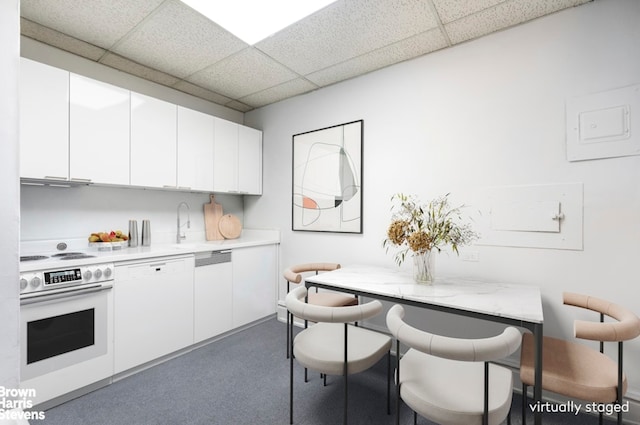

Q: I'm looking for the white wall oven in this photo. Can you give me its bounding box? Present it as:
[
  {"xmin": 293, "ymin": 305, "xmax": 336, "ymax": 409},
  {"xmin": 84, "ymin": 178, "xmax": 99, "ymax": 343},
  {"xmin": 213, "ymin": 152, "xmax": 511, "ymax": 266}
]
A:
[{"xmin": 20, "ymin": 260, "xmax": 114, "ymax": 408}]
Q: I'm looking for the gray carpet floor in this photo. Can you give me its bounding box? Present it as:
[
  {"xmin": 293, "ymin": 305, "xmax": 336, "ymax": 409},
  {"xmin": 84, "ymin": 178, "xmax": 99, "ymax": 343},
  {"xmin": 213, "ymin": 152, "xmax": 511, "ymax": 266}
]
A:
[{"xmin": 39, "ymin": 318, "xmax": 606, "ymax": 424}]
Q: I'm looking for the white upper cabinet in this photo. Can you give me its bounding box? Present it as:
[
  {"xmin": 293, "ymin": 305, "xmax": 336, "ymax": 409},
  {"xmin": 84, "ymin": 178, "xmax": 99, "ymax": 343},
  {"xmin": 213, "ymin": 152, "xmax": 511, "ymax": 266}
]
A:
[
  {"xmin": 19, "ymin": 58, "xmax": 70, "ymax": 181},
  {"xmin": 177, "ymin": 106, "xmax": 214, "ymax": 192},
  {"xmin": 20, "ymin": 59, "xmax": 262, "ymax": 194},
  {"xmin": 238, "ymin": 125, "xmax": 262, "ymax": 195},
  {"xmin": 213, "ymin": 118, "xmax": 239, "ymax": 193},
  {"xmin": 69, "ymin": 74, "xmax": 130, "ymax": 185},
  {"xmin": 130, "ymin": 93, "xmax": 177, "ymax": 188},
  {"xmin": 213, "ymin": 118, "xmax": 262, "ymax": 195}
]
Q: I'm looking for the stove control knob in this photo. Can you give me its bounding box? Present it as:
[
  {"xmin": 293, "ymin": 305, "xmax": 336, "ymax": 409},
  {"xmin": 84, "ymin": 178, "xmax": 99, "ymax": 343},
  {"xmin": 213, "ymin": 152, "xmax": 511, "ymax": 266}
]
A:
[
  {"xmin": 103, "ymin": 267, "xmax": 112, "ymax": 278},
  {"xmin": 83, "ymin": 270, "xmax": 93, "ymax": 281},
  {"xmin": 94, "ymin": 269, "xmax": 103, "ymax": 279},
  {"xmin": 20, "ymin": 278, "xmax": 28, "ymax": 291},
  {"xmin": 30, "ymin": 276, "xmax": 41, "ymax": 289}
]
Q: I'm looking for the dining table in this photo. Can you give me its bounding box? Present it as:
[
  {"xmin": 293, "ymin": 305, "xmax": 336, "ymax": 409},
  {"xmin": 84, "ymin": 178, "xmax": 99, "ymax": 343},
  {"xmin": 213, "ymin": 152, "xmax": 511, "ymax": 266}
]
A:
[{"xmin": 305, "ymin": 264, "xmax": 544, "ymax": 425}]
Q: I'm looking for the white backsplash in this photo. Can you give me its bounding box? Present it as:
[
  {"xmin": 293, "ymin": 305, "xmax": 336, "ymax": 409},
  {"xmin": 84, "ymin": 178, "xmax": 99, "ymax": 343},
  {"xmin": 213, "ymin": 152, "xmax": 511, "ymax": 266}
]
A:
[{"xmin": 20, "ymin": 184, "xmax": 244, "ymax": 244}]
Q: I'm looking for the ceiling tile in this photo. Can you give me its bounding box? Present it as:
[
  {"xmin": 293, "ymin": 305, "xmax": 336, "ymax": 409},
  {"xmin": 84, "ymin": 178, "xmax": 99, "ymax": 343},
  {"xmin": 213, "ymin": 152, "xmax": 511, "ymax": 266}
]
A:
[
  {"xmin": 432, "ymin": 0, "xmax": 508, "ymax": 24},
  {"xmin": 186, "ymin": 48, "xmax": 300, "ymax": 99},
  {"xmin": 100, "ymin": 53, "xmax": 180, "ymax": 87},
  {"xmin": 172, "ymin": 80, "xmax": 233, "ymax": 106},
  {"xmin": 113, "ymin": 0, "xmax": 248, "ymax": 78},
  {"xmin": 21, "ymin": 19, "xmax": 106, "ymax": 61},
  {"xmin": 306, "ymin": 28, "xmax": 449, "ymax": 87},
  {"xmin": 256, "ymin": 0, "xmax": 440, "ymax": 76},
  {"xmin": 224, "ymin": 100, "xmax": 254, "ymax": 113},
  {"xmin": 445, "ymin": 0, "xmax": 592, "ymax": 44},
  {"xmin": 239, "ymin": 78, "xmax": 318, "ymax": 109},
  {"xmin": 20, "ymin": 0, "xmax": 165, "ymax": 49}
]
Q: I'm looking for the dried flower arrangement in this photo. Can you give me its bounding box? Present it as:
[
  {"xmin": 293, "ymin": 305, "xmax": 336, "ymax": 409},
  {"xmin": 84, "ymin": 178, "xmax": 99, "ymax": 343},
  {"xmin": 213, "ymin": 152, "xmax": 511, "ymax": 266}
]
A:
[{"xmin": 383, "ymin": 193, "xmax": 479, "ymax": 267}]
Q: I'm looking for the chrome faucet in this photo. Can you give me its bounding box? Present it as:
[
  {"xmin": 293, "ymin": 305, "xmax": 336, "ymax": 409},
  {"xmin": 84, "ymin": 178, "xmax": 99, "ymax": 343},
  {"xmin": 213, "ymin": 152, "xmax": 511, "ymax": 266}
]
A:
[{"xmin": 176, "ymin": 201, "xmax": 191, "ymax": 243}]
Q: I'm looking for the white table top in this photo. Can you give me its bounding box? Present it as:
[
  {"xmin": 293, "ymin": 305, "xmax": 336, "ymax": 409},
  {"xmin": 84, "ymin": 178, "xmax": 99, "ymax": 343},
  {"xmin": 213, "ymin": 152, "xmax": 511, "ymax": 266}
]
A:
[{"xmin": 305, "ymin": 265, "xmax": 543, "ymax": 325}]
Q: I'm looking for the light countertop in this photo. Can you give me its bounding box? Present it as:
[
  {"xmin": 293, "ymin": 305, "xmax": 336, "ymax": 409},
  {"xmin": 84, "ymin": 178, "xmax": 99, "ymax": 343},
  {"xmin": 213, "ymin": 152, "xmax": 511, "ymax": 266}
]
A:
[{"xmin": 19, "ymin": 229, "xmax": 279, "ymax": 272}]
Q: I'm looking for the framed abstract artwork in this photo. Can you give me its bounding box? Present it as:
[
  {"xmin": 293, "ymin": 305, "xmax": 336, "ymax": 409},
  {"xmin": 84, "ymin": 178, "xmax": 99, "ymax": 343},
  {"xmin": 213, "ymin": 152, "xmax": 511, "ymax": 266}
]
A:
[{"xmin": 292, "ymin": 120, "xmax": 363, "ymax": 233}]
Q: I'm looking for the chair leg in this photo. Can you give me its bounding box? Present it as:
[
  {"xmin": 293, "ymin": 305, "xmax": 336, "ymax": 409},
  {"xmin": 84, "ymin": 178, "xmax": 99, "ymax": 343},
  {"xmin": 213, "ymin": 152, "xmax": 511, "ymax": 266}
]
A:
[
  {"xmin": 286, "ymin": 312, "xmax": 290, "ymax": 359},
  {"xmin": 387, "ymin": 350, "xmax": 391, "ymax": 415},
  {"xmin": 522, "ymin": 383, "xmax": 527, "ymax": 425},
  {"xmin": 289, "ymin": 318, "xmax": 294, "ymax": 424},
  {"xmin": 413, "ymin": 411, "xmax": 417, "ymax": 425},
  {"xmin": 395, "ymin": 340, "xmax": 401, "ymax": 425}
]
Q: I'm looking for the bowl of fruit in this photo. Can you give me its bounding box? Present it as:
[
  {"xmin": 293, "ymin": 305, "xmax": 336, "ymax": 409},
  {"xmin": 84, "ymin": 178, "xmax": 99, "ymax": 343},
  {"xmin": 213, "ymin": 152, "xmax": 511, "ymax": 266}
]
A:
[{"xmin": 88, "ymin": 230, "xmax": 129, "ymax": 251}]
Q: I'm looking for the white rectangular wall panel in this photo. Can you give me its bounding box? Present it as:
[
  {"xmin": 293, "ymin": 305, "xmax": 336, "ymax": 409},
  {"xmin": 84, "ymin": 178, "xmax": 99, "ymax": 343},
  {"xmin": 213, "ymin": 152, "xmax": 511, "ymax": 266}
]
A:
[
  {"xmin": 566, "ymin": 84, "xmax": 640, "ymax": 161},
  {"xmin": 476, "ymin": 183, "xmax": 583, "ymax": 250}
]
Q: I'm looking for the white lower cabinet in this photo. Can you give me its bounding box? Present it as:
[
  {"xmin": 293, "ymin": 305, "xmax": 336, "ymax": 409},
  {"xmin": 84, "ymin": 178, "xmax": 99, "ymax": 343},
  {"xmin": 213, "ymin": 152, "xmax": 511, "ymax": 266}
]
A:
[
  {"xmin": 114, "ymin": 255, "xmax": 194, "ymax": 374},
  {"xmin": 232, "ymin": 245, "xmax": 277, "ymax": 328},
  {"xmin": 194, "ymin": 251, "xmax": 233, "ymax": 343}
]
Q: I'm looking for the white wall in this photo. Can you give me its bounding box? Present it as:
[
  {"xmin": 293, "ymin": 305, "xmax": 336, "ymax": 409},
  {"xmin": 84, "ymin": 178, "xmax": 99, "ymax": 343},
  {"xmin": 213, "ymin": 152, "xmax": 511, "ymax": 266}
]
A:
[
  {"xmin": 0, "ymin": 0, "xmax": 21, "ymax": 392},
  {"xmin": 245, "ymin": 0, "xmax": 640, "ymax": 414}
]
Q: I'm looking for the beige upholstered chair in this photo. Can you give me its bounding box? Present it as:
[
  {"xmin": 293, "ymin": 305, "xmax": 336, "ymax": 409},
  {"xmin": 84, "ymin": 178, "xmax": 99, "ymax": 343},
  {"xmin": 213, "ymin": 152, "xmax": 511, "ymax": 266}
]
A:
[
  {"xmin": 386, "ymin": 304, "xmax": 521, "ymax": 425},
  {"xmin": 520, "ymin": 292, "xmax": 640, "ymax": 425},
  {"xmin": 286, "ymin": 286, "xmax": 392, "ymax": 425},
  {"xmin": 283, "ymin": 263, "xmax": 357, "ymax": 358}
]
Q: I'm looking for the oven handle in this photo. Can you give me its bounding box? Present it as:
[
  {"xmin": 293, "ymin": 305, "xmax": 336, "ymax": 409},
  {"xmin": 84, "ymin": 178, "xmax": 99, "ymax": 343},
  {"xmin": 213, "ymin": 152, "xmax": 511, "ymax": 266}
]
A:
[{"xmin": 20, "ymin": 283, "xmax": 112, "ymax": 306}]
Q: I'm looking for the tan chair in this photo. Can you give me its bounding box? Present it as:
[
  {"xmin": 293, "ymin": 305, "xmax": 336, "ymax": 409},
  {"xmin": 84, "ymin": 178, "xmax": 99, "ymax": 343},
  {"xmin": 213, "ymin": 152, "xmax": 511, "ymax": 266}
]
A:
[
  {"xmin": 387, "ymin": 304, "xmax": 521, "ymax": 425},
  {"xmin": 286, "ymin": 286, "xmax": 392, "ymax": 424},
  {"xmin": 520, "ymin": 292, "xmax": 640, "ymax": 425},
  {"xmin": 283, "ymin": 263, "xmax": 357, "ymax": 359}
]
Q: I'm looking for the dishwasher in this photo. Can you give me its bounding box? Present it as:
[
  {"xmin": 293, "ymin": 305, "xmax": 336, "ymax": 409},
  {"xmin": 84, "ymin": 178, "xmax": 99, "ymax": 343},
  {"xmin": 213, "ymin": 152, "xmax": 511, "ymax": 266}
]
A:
[
  {"xmin": 114, "ymin": 255, "xmax": 194, "ymax": 374},
  {"xmin": 194, "ymin": 250, "xmax": 233, "ymax": 343}
]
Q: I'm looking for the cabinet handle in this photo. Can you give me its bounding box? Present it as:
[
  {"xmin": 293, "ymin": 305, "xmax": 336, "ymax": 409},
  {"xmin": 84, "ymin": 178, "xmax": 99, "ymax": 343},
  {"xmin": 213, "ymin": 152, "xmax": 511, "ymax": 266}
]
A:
[
  {"xmin": 70, "ymin": 177, "xmax": 92, "ymax": 182},
  {"xmin": 163, "ymin": 185, "xmax": 177, "ymax": 189},
  {"xmin": 44, "ymin": 176, "xmax": 69, "ymax": 181},
  {"xmin": 177, "ymin": 186, "xmax": 192, "ymax": 190}
]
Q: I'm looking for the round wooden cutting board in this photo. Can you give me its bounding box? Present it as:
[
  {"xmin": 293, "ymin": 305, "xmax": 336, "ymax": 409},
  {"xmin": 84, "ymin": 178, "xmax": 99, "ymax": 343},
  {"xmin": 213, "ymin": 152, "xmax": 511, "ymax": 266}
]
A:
[{"xmin": 218, "ymin": 214, "xmax": 242, "ymax": 239}]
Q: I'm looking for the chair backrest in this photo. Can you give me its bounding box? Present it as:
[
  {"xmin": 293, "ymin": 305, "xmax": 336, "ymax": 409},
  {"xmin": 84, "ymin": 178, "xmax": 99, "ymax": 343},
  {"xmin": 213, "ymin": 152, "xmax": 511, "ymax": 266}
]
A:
[
  {"xmin": 563, "ymin": 292, "xmax": 640, "ymax": 342},
  {"xmin": 283, "ymin": 263, "xmax": 341, "ymax": 284},
  {"xmin": 286, "ymin": 286, "xmax": 380, "ymax": 323},
  {"xmin": 386, "ymin": 304, "xmax": 521, "ymax": 362}
]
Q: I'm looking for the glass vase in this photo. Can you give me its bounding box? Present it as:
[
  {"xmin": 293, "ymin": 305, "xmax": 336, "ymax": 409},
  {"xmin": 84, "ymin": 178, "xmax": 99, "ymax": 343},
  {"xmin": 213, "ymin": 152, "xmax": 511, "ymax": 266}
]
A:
[{"xmin": 413, "ymin": 250, "xmax": 435, "ymax": 284}]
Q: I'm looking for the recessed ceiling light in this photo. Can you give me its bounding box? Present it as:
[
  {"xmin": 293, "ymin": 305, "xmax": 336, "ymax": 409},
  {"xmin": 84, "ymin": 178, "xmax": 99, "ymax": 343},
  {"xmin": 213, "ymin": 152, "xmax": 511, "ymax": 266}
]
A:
[{"xmin": 180, "ymin": 0, "xmax": 337, "ymax": 45}]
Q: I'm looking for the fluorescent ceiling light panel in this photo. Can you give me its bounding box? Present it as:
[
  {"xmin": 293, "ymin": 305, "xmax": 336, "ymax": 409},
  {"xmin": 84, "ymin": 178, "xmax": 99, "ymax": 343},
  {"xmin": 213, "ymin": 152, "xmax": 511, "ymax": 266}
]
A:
[{"xmin": 181, "ymin": 0, "xmax": 336, "ymax": 45}]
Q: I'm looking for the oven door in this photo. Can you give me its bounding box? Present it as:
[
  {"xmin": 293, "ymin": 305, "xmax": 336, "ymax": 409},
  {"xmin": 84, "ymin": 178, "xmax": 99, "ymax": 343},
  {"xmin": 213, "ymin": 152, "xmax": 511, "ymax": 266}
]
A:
[{"xmin": 20, "ymin": 284, "xmax": 112, "ymax": 383}]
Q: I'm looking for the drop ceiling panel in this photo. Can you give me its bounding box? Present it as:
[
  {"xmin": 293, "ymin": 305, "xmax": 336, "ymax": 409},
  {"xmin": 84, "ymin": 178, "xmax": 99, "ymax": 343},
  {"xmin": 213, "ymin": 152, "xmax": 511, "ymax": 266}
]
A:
[
  {"xmin": 240, "ymin": 78, "xmax": 319, "ymax": 109},
  {"xmin": 433, "ymin": 0, "xmax": 508, "ymax": 24},
  {"xmin": 187, "ymin": 48, "xmax": 300, "ymax": 99},
  {"xmin": 100, "ymin": 53, "xmax": 181, "ymax": 87},
  {"xmin": 19, "ymin": 0, "xmax": 594, "ymax": 112},
  {"xmin": 21, "ymin": 18, "xmax": 107, "ymax": 62},
  {"xmin": 20, "ymin": 0, "xmax": 165, "ymax": 49},
  {"xmin": 171, "ymin": 80, "xmax": 233, "ymax": 106},
  {"xmin": 445, "ymin": 0, "xmax": 591, "ymax": 44},
  {"xmin": 256, "ymin": 0, "xmax": 440, "ymax": 76},
  {"xmin": 306, "ymin": 28, "xmax": 449, "ymax": 87},
  {"xmin": 113, "ymin": 0, "xmax": 248, "ymax": 78}
]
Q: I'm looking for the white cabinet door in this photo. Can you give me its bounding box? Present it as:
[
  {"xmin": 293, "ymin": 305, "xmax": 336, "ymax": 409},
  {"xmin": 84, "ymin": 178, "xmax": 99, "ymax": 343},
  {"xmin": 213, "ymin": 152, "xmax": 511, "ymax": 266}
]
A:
[
  {"xmin": 19, "ymin": 58, "xmax": 69, "ymax": 180},
  {"xmin": 114, "ymin": 256, "xmax": 195, "ymax": 374},
  {"xmin": 213, "ymin": 119, "xmax": 262, "ymax": 194},
  {"xmin": 69, "ymin": 74, "xmax": 130, "ymax": 185},
  {"xmin": 177, "ymin": 106, "xmax": 214, "ymax": 191},
  {"xmin": 238, "ymin": 125, "xmax": 262, "ymax": 195},
  {"xmin": 130, "ymin": 93, "xmax": 177, "ymax": 188},
  {"xmin": 213, "ymin": 118, "xmax": 239, "ymax": 193},
  {"xmin": 194, "ymin": 254, "xmax": 233, "ymax": 343},
  {"xmin": 232, "ymin": 245, "xmax": 277, "ymax": 328}
]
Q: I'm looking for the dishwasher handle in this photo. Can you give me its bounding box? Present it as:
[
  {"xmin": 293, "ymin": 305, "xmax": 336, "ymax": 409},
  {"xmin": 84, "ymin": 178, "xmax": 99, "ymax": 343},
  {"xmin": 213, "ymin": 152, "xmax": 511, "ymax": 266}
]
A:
[{"xmin": 195, "ymin": 250, "xmax": 231, "ymax": 267}]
